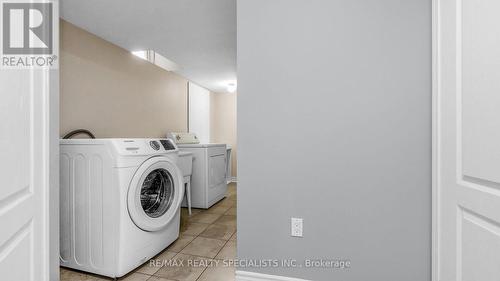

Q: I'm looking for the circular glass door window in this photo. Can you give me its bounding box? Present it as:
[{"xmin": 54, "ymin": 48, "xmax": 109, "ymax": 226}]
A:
[{"xmin": 140, "ymin": 169, "xmax": 175, "ymax": 218}]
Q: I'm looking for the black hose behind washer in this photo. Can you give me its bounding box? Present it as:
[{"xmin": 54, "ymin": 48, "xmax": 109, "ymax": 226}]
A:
[{"xmin": 63, "ymin": 129, "xmax": 96, "ymax": 139}]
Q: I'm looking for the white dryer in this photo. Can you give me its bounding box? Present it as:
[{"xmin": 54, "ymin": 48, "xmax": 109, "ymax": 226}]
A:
[
  {"xmin": 168, "ymin": 133, "xmax": 228, "ymax": 209},
  {"xmin": 59, "ymin": 138, "xmax": 184, "ymax": 278}
]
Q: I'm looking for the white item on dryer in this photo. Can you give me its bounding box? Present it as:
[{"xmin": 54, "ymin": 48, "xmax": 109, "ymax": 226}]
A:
[
  {"xmin": 59, "ymin": 138, "xmax": 184, "ymax": 278},
  {"xmin": 176, "ymin": 143, "xmax": 228, "ymax": 209}
]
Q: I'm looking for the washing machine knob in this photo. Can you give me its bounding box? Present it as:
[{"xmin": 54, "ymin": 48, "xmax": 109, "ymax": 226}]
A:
[{"xmin": 150, "ymin": 140, "xmax": 160, "ymax": 150}]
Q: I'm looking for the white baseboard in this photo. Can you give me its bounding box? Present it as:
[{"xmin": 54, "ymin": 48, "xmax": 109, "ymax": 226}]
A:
[{"xmin": 235, "ymin": 271, "xmax": 310, "ymax": 281}]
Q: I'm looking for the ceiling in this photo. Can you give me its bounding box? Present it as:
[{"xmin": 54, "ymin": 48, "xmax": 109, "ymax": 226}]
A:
[{"xmin": 60, "ymin": 0, "xmax": 236, "ymax": 93}]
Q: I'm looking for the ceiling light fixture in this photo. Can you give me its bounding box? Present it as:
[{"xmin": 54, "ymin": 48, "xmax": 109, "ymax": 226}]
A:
[{"xmin": 226, "ymin": 81, "xmax": 237, "ymax": 93}]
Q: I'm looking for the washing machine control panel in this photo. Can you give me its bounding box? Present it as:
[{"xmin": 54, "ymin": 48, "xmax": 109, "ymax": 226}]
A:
[
  {"xmin": 150, "ymin": 140, "xmax": 161, "ymax": 150},
  {"xmin": 160, "ymin": 139, "xmax": 177, "ymax": 151}
]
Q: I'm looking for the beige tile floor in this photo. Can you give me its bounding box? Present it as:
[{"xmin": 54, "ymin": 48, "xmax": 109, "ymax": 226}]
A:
[{"xmin": 61, "ymin": 183, "xmax": 237, "ymax": 281}]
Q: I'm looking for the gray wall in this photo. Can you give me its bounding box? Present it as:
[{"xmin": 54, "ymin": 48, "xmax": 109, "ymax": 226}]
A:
[{"xmin": 237, "ymin": 1, "xmax": 431, "ymax": 280}]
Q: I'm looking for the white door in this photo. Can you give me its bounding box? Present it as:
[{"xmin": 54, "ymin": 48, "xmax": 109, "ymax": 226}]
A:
[
  {"xmin": 0, "ymin": 0, "xmax": 60, "ymax": 275},
  {"xmin": 188, "ymin": 82, "xmax": 210, "ymax": 143},
  {"xmin": 0, "ymin": 70, "xmax": 58, "ymax": 281},
  {"xmin": 437, "ymin": 0, "xmax": 500, "ymax": 280}
]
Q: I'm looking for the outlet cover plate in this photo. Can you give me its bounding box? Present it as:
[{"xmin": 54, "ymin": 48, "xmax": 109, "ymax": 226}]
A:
[{"xmin": 291, "ymin": 217, "xmax": 303, "ymax": 237}]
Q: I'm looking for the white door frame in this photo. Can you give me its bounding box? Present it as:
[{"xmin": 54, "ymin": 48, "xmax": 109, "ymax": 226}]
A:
[
  {"xmin": 431, "ymin": 0, "xmax": 440, "ymax": 280},
  {"xmin": 431, "ymin": 0, "xmax": 500, "ymax": 279},
  {"xmin": 48, "ymin": 66, "xmax": 60, "ymax": 281}
]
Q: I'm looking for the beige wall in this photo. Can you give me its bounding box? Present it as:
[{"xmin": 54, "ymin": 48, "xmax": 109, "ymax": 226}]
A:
[
  {"xmin": 60, "ymin": 20, "xmax": 188, "ymax": 138},
  {"xmin": 60, "ymin": 20, "xmax": 237, "ymax": 177},
  {"xmin": 211, "ymin": 93, "xmax": 237, "ymax": 178}
]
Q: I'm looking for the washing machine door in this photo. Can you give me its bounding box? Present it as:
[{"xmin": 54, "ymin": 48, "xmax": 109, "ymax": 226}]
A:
[{"xmin": 127, "ymin": 156, "xmax": 184, "ymax": 232}]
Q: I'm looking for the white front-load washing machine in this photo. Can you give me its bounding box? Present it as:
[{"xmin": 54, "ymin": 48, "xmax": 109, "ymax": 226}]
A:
[{"xmin": 59, "ymin": 138, "xmax": 184, "ymax": 278}]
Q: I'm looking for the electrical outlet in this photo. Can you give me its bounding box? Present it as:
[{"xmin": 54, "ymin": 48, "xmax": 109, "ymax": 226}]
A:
[{"xmin": 291, "ymin": 218, "xmax": 303, "ymax": 237}]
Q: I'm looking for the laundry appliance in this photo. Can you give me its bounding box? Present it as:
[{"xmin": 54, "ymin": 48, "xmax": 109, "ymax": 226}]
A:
[
  {"xmin": 168, "ymin": 132, "xmax": 228, "ymax": 209},
  {"xmin": 59, "ymin": 138, "xmax": 184, "ymax": 278}
]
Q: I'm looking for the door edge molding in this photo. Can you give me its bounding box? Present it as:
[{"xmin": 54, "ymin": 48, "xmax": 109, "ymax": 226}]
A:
[{"xmin": 431, "ymin": 0, "xmax": 441, "ymax": 280}]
